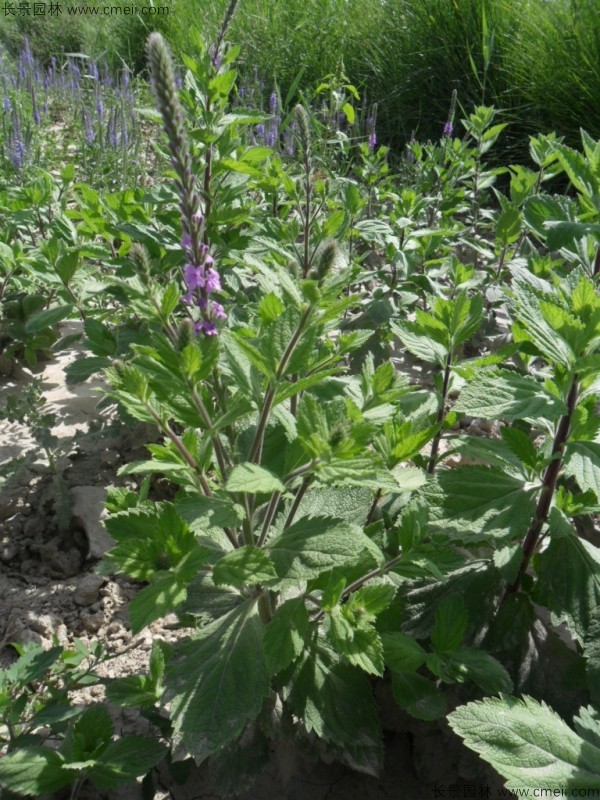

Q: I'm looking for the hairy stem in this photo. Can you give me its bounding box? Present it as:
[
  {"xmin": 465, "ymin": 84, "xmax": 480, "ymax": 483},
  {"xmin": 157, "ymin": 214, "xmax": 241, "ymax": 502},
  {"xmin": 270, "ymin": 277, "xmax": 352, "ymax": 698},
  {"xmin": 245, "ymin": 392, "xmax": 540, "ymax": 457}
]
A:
[
  {"xmin": 503, "ymin": 374, "xmax": 579, "ymax": 600},
  {"xmin": 427, "ymin": 351, "xmax": 453, "ymax": 474}
]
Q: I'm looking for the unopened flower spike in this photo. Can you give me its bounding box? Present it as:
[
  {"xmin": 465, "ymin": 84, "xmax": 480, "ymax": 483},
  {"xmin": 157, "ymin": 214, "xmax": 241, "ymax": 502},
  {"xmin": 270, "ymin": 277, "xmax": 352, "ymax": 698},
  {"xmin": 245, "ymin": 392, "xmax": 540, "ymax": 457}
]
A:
[
  {"xmin": 146, "ymin": 32, "xmax": 226, "ymax": 335},
  {"xmin": 444, "ymin": 89, "xmax": 458, "ymax": 138}
]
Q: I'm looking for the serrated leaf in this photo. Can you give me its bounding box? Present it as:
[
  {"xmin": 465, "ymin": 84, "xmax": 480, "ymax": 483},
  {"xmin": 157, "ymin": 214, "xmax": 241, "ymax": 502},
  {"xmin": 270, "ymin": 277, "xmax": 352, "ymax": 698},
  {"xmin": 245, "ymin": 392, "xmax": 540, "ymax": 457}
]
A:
[
  {"xmin": 264, "ymin": 597, "xmax": 310, "ymax": 676},
  {"xmin": 225, "ymin": 463, "xmax": 285, "ymax": 494},
  {"xmin": 65, "ymin": 356, "xmax": 109, "ymax": 384},
  {"xmin": 25, "ymin": 304, "xmax": 73, "ymax": 333},
  {"xmin": 213, "ymin": 546, "xmax": 278, "ymax": 588},
  {"xmin": 535, "ymin": 533, "xmax": 600, "ymax": 643},
  {"xmin": 431, "ymin": 596, "xmax": 467, "ymax": 653},
  {"xmin": 282, "ymin": 640, "xmax": 382, "ymax": 753},
  {"xmin": 496, "ymin": 205, "xmax": 522, "ymax": 245},
  {"xmin": 381, "ymin": 632, "xmax": 427, "ymax": 673},
  {"xmin": 89, "ymin": 736, "xmax": 167, "ymax": 789},
  {"xmin": 391, "ymin": 671, "xmax": 447, "ymax": 721},
  {"xmin": 446, "ymin": 649, "xmax": 513, "ymax": 693},
  {"xmin": 165, "ymin": 601, "xmax": 269, "ymax": 763},
  {"xmin": 424, "ymin": 466, "xmax": 536, "ymax": 540},
  {"xmin": 268, "ymin": 516, "xmax": 378, "ymax": 584},
  {"xmin": 448, "ymin": 696, "xmax": 600, "ymax": 791},
  {"xmin": 176, "ymin": 494, "xmax": 245, "ymax": 530},
  {"xmin": 455, "ymin": 369, "xmax": 566, "ymax": 421},
  {"xmin": 0, "ymin": 748, "xmax": 72, "ymax": 795},
  {"xmin": 564, "ymin": 441, "xmax": 600, "ymax": 500},
  {"xmin": 105, "ymin": 675, "xmax": 157, "ymax": 708},
  {"xmin": 129, "ymin": 575, "xmax": 187, "ymax": 634}
]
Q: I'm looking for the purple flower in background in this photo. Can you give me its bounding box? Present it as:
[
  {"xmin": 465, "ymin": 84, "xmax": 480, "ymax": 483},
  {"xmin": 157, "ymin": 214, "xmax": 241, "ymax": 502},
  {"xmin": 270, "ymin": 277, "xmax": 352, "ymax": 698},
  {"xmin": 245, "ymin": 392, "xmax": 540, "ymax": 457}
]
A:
[
  {"xmin": 255, "ymin": 122, "xmax": 265, "ymax": 144},
  {"xmin": 88, "ymin": 61, "xmax": 99, "ymax": 80},
  {"xmin": 443, "ymin": 89, "xmax": 457, "ymax": 140},
  {"xmin": 269, "ymin": 90, "xmax": 278, "ymax": 113},
  {"xmin": 83, "ymin": 108, "xmax": 95, "ymax": 144},
  {"xmin": 3, "ymin": 97, "xmax": 10, "ymax": 111}
]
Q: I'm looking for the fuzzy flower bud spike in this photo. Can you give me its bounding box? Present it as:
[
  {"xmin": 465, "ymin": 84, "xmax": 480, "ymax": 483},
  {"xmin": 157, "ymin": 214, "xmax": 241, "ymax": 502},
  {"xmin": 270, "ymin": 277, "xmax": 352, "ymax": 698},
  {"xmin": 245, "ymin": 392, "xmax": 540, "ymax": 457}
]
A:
[{"xmin": 146, "ymin": 33, "xmax": 226, "ymax": 334}]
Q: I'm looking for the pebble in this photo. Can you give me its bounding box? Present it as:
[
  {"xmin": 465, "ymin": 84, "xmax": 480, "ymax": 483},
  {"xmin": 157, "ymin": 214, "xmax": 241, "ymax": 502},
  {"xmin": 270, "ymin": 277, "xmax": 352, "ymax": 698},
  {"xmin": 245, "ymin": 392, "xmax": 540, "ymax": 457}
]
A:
[
  {"xmin": 74, "ymin": 574, "xmax": 105, "ymax": 606},
  {"xmin": 80, "ymin": 610, "xmax": 104, "ymax": 633}
]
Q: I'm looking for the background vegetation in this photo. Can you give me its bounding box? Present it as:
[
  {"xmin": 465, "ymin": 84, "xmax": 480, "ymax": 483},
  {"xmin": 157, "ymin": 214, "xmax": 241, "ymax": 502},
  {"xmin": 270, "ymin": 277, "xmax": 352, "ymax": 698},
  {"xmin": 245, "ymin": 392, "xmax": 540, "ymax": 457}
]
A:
[{"xmin": 1, "ymin": 0, "xmax": 597, "ymax": 160}]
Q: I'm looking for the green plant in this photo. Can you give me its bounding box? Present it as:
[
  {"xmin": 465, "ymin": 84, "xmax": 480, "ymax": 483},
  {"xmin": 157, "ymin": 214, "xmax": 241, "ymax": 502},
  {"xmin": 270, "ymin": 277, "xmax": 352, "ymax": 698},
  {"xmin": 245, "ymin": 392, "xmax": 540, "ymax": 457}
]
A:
[{"xmin": 0, "ymin": 641, "xmax": 167, "ymax": 798}]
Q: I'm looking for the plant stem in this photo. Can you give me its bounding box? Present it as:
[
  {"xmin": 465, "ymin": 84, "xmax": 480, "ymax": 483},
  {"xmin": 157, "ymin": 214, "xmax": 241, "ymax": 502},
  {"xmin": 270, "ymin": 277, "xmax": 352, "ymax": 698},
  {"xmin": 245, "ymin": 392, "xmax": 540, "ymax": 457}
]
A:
[
  {"xmin": 284, "ymin": 477, "xmax": 311, "ymax": 530},
  {"xmin": 248, "ymin": 305, "xmax": 313, "ymax": 464},
  {"xmin": 314, "ymin": 552, "xmax": 404, "ymax": 623},
  {"xmin": 427, "ymin": 351, "xmax": 453, "ymax": 474},
  {"xmin": 503, "ymin": 374, "xmax": 579, "ymax": 600},
  {"xmin": 258, "ymin": 491, "xmax": 281, "ymax": 547},
  {"xmin": 365, "ymin": 488, "xmax": 382, "ymax": 525}
]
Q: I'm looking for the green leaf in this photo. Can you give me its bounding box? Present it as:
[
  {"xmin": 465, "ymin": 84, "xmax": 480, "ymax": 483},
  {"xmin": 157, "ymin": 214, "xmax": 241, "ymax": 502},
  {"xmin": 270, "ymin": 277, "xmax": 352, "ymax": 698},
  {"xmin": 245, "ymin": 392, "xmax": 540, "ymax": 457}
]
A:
[
  {"xmin": 496, "ymin": 205, "xmax": 522, "ymax": 246},
  {"xmin": 89, "ymin": 736, "xmax": 167, "ymax": 789},
  {"xmin": 445, "ymin": 649, "xmax": 513, "ymax": 693},
  {"xmin": 424, "ymin": 466, "xmax": 536, "ymax": 540},
  {"xmin": 65, "ymin": 356, "xmax": 109, "ymax": 384},
  {"xmin": 264, "ymin": 597, "xmax": 310, "ymax": 676},
  {"xmin": 391, "ymin": 671, "xmax": 447, "ymax": 721},
  {"xmin": 213, "ymin": 546, "xmax": 278, "ymax": 589},
  {"xmin": 64, "ymin": 705, "xmax": 112, "ymax": 762},
  {"xmin": 0, "ymin": 748, "xmax": 72, "ymax": 795},
  {"xmin": 129, "ymin": 575, "xmax": 187, "ymax": 635},
  {"xmin": 511, "ymin": 283, "xmax": 574, "ymax": 367},
  {"xmin": 349, "ymin": 584, "xmax": 397, "ymax": 616},
  {"xmin": 268, "ymin": 516, "xmax": 379, "ymax": 584},
  {"xmin": 176, "ymin": 494, "xmax": 245, "ymax": 530},
  {"xmin": 431, "ymin": 596, "xmax": 467, "ymax": 653},
  {"xmin": 165, "ymin": 600, "xmax": 270, "ymax": 763},
  {"xmin": 534, "ymin": 533, "xmax": 600, "ymax": 643},
  {"xmin": 225, "ymin": 463, "xmax": 285, "ymax": 494},
  {"xmin": 25, "ymin": 304, "xmax": 73, "ymax": 333},
  {"xmin": 455, "ymin": 369, "xmax": 566, "ymax": 421},
  {"xmin": 564, "ymin": 442, "xmax": 600, "ymax": 500},
  {"xmin": 327, "ymin": 608, "xmax": 384, "ymax": 675},
  {"xmin": 282, "ymin": 640, "xmax": 382, "ymax": 760},
  {"xmin": 448, "ymin": 696, "xmax": 600, "ymax": 791},
  {"xmin": 105, "ymin": 675, "xmax": 157, "ymax": 708},
  {"xmin": 55, "ymin": 251, "xmax": 80, "ymax": 284},
  {"xmin": 391, "ymin": 322, "xmax": 447, "ymax": 366},
  {"xmin": 381, "ymin": 632, "xmax": 427, "ymax": 673}
]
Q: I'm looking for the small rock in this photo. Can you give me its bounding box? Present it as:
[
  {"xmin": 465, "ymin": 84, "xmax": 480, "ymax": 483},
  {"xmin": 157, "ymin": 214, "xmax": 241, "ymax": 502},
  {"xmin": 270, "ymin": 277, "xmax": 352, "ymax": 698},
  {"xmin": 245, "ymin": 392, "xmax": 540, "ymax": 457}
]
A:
[
  {"xmin": 14, "ymin": 628, "xmax": 46, "ymax": 647},
  {"xmin": 0, "ymin": 494, "xmax": 23, "ymax": 522},
  {"xmin": 80, "ymin": 610, "xmax": 104, "ymax": 633},
  {"xmin": 0, "ymin": 543, "xmax": 18, "ymax": 562},
  {"xmin": 70, "ymin": 486, "xmax": 113, "ymax": 559},
  {"xmin": 74, "ymin": 574, "xmax": 105, "ymax": 606},
  {"xmin": 29, "ymin": 614, "xmax": 67, "ymax": 642}
]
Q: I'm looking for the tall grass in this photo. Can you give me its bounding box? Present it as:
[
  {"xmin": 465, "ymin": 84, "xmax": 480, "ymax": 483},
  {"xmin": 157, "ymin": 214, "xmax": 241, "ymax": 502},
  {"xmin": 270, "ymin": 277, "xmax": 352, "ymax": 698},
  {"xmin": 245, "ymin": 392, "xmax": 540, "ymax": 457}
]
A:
[{"xmin": 1, "ymin": 0, "xmax": 597, "ymax": 161}]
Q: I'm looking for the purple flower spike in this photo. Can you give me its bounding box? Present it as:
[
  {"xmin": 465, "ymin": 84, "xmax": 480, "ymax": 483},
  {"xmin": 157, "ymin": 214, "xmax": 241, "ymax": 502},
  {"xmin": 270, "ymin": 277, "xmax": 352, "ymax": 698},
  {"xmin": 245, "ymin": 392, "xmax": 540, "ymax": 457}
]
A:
[
  {"xmin": 205, "ymin": 268, "xmax": 221, "ymax": 294},
  {"xmin": 443, "ymin": 121, "xmax": 453, "ymax": 137}
]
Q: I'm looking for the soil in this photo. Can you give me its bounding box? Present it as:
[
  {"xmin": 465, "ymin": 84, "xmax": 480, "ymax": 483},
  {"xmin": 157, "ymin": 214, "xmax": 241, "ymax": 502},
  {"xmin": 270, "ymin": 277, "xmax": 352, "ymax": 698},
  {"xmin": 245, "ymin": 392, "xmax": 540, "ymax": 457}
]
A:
[{"xmin": 0, "ymin": 328, "xmax": 514, "ymax": 800}]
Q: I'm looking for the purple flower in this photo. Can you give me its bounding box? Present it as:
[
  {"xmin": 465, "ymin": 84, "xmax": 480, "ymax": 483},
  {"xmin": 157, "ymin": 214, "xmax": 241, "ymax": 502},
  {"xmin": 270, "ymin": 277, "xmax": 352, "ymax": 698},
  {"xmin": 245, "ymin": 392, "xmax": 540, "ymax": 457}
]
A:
[
  {"xmin": 255, "ymin": 123, "xmax": 265, "ymax": 144},
  {"xmin": 269, "ymin": 91, "xmax": 278, "ymax": 114},
  {"xmin": 443, "ymin": 121, "xmax": 453, "ymax": 137},
  {"xmin": 368, "ymin": 131, "xmax": 377, "ymax": 152},
  {"xmin": 211, "ymin": 301, "xmax": 226, "ymax": 320},
  {"xmin": 3, "ymin": 97, "xmax": 10, "ymax": 111},
  {"xmin": 83, "ymin": 109, "xmax": 95, "ymax": 144},
  {"xmin": 195, "ymin": 320, "xmax": 218, "ymax": 336},
  {"xmin": 205, "ymin": 267, "xmax": 221, "ymax": 294}
]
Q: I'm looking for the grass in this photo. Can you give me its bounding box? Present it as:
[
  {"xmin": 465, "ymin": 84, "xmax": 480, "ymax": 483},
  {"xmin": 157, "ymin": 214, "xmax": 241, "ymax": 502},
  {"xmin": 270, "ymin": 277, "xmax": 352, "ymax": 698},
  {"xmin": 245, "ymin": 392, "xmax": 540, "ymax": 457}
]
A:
[{"xmin": 0, "ymin": 0, "xmax": 597, "ymax": 161}]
